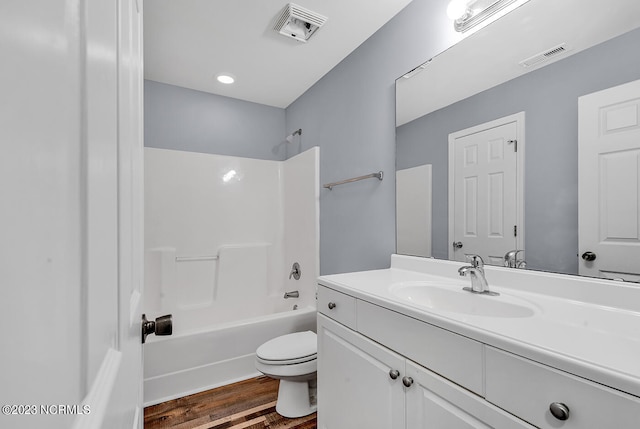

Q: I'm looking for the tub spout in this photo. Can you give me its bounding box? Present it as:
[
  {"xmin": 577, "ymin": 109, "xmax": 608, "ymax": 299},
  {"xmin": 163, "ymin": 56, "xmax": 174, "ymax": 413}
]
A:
[{"xmin": 284, "ymin": 290, "xmax": 299, "ymax": 299}]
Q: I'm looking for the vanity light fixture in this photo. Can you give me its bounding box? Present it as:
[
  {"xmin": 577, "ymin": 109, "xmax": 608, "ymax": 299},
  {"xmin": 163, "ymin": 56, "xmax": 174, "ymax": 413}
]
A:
[
  {"xmin": 448, "ymin": 0, "xmax": 531, "ymax": 33},
  {"xmin": 216, "ymin": 73, "xmax": 235, "ymax": 84}
]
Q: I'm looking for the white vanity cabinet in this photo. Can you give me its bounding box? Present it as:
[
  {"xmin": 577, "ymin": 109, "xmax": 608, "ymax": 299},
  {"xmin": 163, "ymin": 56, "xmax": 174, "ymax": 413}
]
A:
[
  {"xmin": 317, "ymin": 286, "xmax": 535, "ymax": 429},
  {"xmin": 317, "ymin": 255, "xmax": 640, "ymax": 428},
  {"xmin": 317, "ymin": 314, "xmax": 405, "ymax": 429}
]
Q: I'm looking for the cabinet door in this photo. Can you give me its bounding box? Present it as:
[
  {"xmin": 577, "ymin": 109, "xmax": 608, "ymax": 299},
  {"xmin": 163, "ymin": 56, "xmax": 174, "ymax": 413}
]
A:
[
  {"xmin": 406, "ymin": 361, "xmax": 534, "ymax": 429},
  {"xmin": 317, "ymin": 314, "xmax": 405, "ymax": 429}
]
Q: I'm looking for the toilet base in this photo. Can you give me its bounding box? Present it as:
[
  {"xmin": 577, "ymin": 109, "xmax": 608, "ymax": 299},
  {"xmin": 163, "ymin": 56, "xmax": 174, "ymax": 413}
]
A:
[{"xmin": 275, "ymin": 378, "xmax": 317, "ymax": 418}]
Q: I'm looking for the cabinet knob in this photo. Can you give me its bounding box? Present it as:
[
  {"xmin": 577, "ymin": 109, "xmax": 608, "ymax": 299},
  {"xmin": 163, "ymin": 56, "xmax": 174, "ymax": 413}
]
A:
[
  {"xmin": 549, "ymin": 402, "xmax": 570, "ymax": 421},
  {"xmin": 327, "ymin": 302, "xmax": 336, "ymax": 310},
  {"xmin": 389, "ymin": 369, "xmax": 400, "ymax": 380},
  {"xmin": 402, "ymin": 376, "xmax": 414, "ymax": 387}
]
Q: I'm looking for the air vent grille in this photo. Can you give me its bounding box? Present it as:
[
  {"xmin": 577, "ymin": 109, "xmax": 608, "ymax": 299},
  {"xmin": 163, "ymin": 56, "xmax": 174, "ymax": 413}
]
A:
[
  {"xmin": 520, "ymin": 43, "xmax": 572, "ymax": 68},
  {"xmin": 289, "ymin": 4, "xmax": 326, "ymax": 27},
  {"xmin": 274, "ymin": 3, "xmax": 327, "ymax": 43}
]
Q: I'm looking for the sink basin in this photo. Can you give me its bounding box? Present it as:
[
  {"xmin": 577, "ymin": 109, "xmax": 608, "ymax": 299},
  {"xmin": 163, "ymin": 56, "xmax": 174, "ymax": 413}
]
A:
[{"xmin": 389, "ymin": 281, "xmax": 537, "ymax": 318}]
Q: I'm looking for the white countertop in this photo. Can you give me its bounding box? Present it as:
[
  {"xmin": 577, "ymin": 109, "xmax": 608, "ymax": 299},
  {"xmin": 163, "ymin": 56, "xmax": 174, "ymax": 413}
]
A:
[{"xmin": 318, "ymin": 255, "xmax": 640, "ymax": 398}]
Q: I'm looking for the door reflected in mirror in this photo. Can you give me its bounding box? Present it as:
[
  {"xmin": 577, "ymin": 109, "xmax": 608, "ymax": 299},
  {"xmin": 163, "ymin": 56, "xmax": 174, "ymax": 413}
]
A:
[{"xmin": 395, "ymin": 0, "xmax": 640, "ymax": 280}]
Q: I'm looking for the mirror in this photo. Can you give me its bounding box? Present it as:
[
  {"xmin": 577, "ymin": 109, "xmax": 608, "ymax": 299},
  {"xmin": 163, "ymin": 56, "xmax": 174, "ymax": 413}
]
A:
[{"xmin": 396, "ymin": 0, "xmax": 640, "ymax": 278}]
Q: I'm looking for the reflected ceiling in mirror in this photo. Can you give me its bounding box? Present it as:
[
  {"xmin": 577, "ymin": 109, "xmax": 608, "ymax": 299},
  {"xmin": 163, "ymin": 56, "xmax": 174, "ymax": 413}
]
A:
[{"xmin": 397, "ymin": 0, "xmax": 640, "ymax": 126}]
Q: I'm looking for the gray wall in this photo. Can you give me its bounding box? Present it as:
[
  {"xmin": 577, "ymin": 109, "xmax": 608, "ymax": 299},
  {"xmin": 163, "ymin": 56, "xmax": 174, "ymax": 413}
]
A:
[
  {"xmin": 145, "ymin": 80, "xmax": 287, "ymax": 161},
  {"xmin": 396, "ymin": 28, "xmax": 640, "ymax": 275},
  {"xmin": 285, "ymin": 0, "xmax": 460, "ymax": 275}
]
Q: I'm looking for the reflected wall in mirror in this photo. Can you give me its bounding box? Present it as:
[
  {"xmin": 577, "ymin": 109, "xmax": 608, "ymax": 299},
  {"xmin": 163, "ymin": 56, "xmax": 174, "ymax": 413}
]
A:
[{"xmin": 396, "ymin": 0, "xmax": 640, "ymax": 279}]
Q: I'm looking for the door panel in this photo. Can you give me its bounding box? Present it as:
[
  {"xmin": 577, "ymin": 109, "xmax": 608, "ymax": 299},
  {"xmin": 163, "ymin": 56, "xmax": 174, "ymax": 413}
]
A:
[
  {"xmin": 449, "ymin": 113, "xmax": 524, "ymax": 265},
  {"xmin": 74, "ymin": 0, "xmax": 144, "ymax": 427},
  {"xmin": 1, "ymin": 1, "xmax": 143, "ymax": 428},
  {"xmin": 578, "ymin": 79, "xmax": 640, "ymax": 280}
]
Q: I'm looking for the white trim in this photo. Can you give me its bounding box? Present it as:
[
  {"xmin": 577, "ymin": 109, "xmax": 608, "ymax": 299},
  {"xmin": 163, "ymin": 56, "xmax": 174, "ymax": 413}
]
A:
[
  {"xmin": 448, "ymin": 112, "xmax": 525, "ymax": 260},
  {"xmin": 72, "ymin": 348, "xmax": 122, "ymax": 429}
]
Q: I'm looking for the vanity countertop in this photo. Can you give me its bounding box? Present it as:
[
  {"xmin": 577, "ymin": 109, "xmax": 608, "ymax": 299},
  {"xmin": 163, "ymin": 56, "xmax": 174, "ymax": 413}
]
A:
[{"xmin": 318, "ymin": 254, "xmax": 640, "ymax": 398}]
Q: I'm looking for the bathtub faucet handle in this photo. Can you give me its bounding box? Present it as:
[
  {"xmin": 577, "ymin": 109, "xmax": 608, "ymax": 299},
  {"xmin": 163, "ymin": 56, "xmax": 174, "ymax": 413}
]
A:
[{"xmin": 289, "ymin": 262, "xmax": 301, "ymax": 280}]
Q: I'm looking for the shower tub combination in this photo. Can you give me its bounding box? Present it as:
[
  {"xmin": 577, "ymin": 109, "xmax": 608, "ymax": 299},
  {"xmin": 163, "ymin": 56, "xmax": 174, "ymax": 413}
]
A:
[{"xmin": 143, "ymin": 147, "xmax": 319, "ymax": 406}]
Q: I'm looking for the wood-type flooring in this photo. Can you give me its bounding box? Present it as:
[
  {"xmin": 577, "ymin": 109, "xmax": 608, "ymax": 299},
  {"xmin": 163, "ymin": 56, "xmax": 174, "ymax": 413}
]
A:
[{"xmin": 144, "ymin": 376, "xmax": 317, "ymax": 429}]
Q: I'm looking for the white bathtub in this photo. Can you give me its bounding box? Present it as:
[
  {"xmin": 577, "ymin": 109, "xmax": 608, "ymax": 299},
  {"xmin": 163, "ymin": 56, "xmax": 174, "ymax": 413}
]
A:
[{"xmin": 143, "ymin": 305, "xmax": 317, "ymax": 406}]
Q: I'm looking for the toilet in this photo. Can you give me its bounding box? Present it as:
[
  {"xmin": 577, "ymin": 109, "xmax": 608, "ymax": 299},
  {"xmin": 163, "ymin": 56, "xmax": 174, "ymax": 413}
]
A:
[{"xmin": 255, "ymin": 331, "xmax": 317, "ymax": 418}]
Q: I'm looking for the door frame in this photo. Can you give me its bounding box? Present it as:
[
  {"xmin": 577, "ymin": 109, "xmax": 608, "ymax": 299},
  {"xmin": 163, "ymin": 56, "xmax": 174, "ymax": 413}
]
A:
[{"xmin": 447, "ymin": 112, "xmax": 525, "ymax": 261}]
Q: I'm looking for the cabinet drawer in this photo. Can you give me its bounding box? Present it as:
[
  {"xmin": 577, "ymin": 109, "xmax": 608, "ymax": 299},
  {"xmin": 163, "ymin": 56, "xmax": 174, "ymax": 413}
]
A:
[
  {"xmin": 357, "ymin": 300, "xmax": 484, "ymax": 395},
  {"xmin": 317, "ymin": 285, "xmax": 357, "ymax": 329},
  {"xmin": 485, "ymin": 347, "xmax": 640, "ymax": 429}
]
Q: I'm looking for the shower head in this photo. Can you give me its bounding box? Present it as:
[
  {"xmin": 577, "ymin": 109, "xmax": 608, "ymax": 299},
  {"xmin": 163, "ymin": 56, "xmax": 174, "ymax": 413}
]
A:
[{"xmin": 285, "ymin": 128, "xmax": 302, "ymax": 143}]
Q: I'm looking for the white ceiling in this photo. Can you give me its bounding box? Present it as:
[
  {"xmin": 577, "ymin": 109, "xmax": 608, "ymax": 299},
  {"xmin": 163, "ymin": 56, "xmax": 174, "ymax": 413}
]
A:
[
  {"xmin": 396, "ymin": 0, "xmax": 640, "ymax": 125},
  {"xmin": 144, "ymin": 0, "xmax": 414, "ymax": 108}
]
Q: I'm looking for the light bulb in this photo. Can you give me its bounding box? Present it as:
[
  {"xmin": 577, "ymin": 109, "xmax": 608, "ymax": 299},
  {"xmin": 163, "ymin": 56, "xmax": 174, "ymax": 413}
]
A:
[
  {"xmin": 447, "ymin": 0, "xmax": 468, "ymax": 20},
  {"xmin": 216, "ymin": 74, "xmax": 235, "ymax": 84}
]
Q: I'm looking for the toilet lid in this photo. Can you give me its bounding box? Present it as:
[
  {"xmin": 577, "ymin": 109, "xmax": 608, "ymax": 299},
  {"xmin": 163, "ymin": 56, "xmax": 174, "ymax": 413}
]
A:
[{"xmin": 256, "ymin": 331, "xmax": 317, "ymax": 361}]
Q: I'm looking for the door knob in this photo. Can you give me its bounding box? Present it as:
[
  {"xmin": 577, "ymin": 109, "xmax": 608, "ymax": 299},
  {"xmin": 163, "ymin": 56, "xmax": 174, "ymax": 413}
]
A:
[
  {"xmin": 142, "ymin": 314, "xmax": 172, "ymax": 344},
  {"xmin": 453, "ymin": 241, "xmax": 463, "ymax": 249},
  {"xmin": 402, "ymin": 376, "xmax": 414, "ymax": 387},
  {"xmin": 581, "ymin": 251, "xmax": 596, "ymax": 261}
]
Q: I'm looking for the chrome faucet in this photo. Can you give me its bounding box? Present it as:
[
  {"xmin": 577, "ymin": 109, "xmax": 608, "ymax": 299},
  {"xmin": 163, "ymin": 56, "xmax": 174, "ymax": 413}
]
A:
[
  {"xmin": 504, "ymin": 250, "xmax": 526, "ymax": 268},
  {"xmin": 284, "ymin": 290, "xmax": 299, "ymax": 299},
  {"xmin": 458, "ymin": 255, "xmax": 499, "ymax": 296}
]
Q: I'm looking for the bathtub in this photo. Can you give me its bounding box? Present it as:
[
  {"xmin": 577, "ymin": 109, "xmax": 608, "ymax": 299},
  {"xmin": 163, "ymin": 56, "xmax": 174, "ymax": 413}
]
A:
[{"xmin": 143, "ymin": 305, "xmax": 317, "ymax": 406}]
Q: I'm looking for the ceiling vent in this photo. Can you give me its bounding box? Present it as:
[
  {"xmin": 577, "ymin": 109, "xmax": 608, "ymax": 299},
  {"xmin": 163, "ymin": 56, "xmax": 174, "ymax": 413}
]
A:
[
  {"xmin": 519, "ymin": 43, "xmax": 572, "ymax": 68},
  {"xmin": 274, "ymin": 3, "xmax": 327, "ymax": 43}
]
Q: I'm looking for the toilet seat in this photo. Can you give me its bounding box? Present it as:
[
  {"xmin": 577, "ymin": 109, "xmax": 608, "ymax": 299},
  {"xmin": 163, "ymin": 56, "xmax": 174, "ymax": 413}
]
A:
[
  {"xmin": 256, "ymin": 331, "xmax": 317, "ymax": 365},
  {"xmin": 256, "ymin": 354, "xmax": 316, "ymax": 366}
]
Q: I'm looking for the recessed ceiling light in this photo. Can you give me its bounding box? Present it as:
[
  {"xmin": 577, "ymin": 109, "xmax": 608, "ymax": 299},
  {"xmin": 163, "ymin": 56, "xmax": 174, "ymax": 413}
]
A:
[{"xmin": 216, "ymin": 74, "xmax": 235, "ymax": 84}]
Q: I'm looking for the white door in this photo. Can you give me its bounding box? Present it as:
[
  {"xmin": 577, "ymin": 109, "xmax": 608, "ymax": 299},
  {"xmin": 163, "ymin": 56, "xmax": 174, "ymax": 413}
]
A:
[
  {"xmin": 578, "ymin": 79, "xmax": 640, "ymax": 281},
  {"xmin": 317, "ymin": 314, "xmax": 405, "ymax": 429},
  {"xmin": 0, "ymin": 2, "xmax": 144, "ymax": 429},
  {"xmin": 79, "ymin": 0, "xmax": 145, "ymax": 427},
  {"xmin": 449, "ymin": 113, "xmax": 525, "ymax": 265}
]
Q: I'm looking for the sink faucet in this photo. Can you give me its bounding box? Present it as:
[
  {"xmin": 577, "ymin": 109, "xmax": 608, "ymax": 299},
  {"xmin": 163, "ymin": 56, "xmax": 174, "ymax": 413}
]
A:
[
  {"xmin": 458, "ymin": 255, "xmax": 499, "ymax": 296},
  {"xmin": 504, "ymin": 250, "xmax": 526, "ymax": 268}
]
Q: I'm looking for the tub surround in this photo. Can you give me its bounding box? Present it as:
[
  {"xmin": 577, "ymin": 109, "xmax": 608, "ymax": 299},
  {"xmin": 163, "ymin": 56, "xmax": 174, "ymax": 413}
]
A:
[
  {"xmin": 144, "ymin": 147, "xmax": 319, "ymax": 330},
  {"xmin": 143, "ymin": 147, "xmax": 319, "ymax": 406},
  {"xmin": 317, "ymin": 255, "xmax": 640, "ymax": 427}
]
